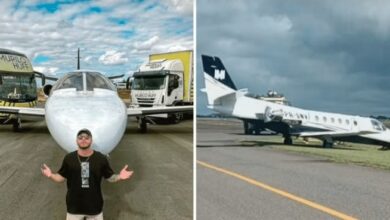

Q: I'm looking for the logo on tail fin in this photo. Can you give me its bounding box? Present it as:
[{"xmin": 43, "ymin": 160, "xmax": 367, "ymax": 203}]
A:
[
  {"xmin": 201, "ymin": 55, "xmax": 237, "ymax": 90},
  {"xmin": 214, "ymin": 69, "xmax": 225, "ymax": 80}
]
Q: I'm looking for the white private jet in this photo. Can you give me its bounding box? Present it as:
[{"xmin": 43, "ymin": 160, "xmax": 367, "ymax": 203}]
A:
[
  {"xmin": 0, "ymin": 70, "xmax": 192, "ymax": 154},
  {"xmin": 201, "ymin": 55, "xmax": 390, "ymax": 149}
]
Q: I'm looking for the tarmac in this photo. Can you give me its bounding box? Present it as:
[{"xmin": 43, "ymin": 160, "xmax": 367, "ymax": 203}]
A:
[
  {"xmin": 197, "ymin": 118, "xmax": 390, "ymax": 220},
  {"xmin": 0, "ymin": 118, "xmax": 193, "ymax": 220}
]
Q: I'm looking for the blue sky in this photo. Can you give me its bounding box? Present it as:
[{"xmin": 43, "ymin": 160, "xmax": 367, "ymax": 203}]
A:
[
  {"xmin": 0, "ymin": 0, "xmax": 193, "ymax": 81},
  {"xmin": 197, "ymin": 0, "xmax": 390, "ymax": 117}
]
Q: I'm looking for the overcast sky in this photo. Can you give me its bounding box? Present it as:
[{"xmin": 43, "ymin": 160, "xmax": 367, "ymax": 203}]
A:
[
  {"xmin": 197, "ymin": 0, "xmax": 390, "ymax": 117},
  {"xmin": 0, "ymin": 0, "xmax": 192, "ymax": 82}
]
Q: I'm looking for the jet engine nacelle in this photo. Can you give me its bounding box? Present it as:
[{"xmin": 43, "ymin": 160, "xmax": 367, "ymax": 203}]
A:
[
  {"xmin": 43, "ymin": 84, "xmax": 53, "ymax": 96},
  {"xmin": 264, "ymin": 106, "xmax": 283, "ymax": 123}
]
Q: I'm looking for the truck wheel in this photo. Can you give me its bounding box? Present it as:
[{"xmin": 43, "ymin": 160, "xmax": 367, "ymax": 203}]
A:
[
  {"xmin": 138, "ymin": 118, "xmax": 147, "ymax": 133},
  {"xmin": 243, "ymin": 121, "xmax": 250, "ymax": 134},
  {"xmin": 170, "ymin": 112, "xmax": 183, "ymax": 124}
]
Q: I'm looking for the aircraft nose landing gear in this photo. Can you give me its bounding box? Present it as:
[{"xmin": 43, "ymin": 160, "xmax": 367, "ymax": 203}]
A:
[
  {"xmin": 138, "ymin": 117, "xmax": 147, "ymax": 133},
  {"xmin": 13, "ymin": 117, "xmax": 21, "ymax": 132}
]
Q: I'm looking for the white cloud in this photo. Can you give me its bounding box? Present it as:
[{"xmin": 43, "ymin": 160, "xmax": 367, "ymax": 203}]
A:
[
  {"xmin": 34, "ymin": 66, "xmax": 59, "ymax": 75},
  {"xmin": 84, "ymin": 56, "xmax": 93, "ymax": 64},
  {"xmin": 167, "ymin": 44, "xmax": 187, "ymax": 52},
  {"xmin": 258, "ymin": 15, "xmax": 292, "ymax": 34},
  {"xmin": 134, "ymin": 36, "xmax": 160, "ymax": 51},
  {"xmin": 99, "ymin": 51, "xmax": 128, "ymax": 65},
  {"xmin": 0, "ymin": 1, "xmax": 192, "ymax": 75},
  {"xmin": 163, "ymin": 0, "xmax": 193, "ymax": 16},
  {"xmin": 151, "ymin": 35, "xmax": 193, "ymax": 53}
]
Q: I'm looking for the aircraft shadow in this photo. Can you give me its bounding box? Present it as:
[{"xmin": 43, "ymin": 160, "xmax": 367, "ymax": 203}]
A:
[
  {"xmin": 124, "ymin": 126, "xmax": 192, "ymax": 135},
  {"xmin": 198, "ymin": 139, "xmax": 362, "ymax": 151},
  {"xmin": 197, "ymin": 144, "xmax": 258, "ymax": 148},
  {"xmin": 19, "ymin": 125, "xmax": 50, "ymax": 134},
  {"xmin": 0, "ymin": 124, "xmax": 49, "ymax": 134},
  {"xmin": 232, "ymin": 133, "xmax": 277, "ymax": 136},
  {"xmin": 252, "ymin": 140, "xmax": 363, "ymax": 151}
]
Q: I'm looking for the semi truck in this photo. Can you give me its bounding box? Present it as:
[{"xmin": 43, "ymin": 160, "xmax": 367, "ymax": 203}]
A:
[{"xmin": 130, "ymin": 50, "xmax": 193, "ymax": 131}]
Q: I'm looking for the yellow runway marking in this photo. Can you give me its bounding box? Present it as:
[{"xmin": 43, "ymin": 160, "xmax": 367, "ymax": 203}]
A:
[{"xmin": 197, "ymin": 160, "xmax": 358, "ymax": 220}]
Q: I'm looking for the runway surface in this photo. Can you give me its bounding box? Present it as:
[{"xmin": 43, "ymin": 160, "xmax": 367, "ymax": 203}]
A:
[
  {"xmin": 197, "ymin": 118, "xmax": 390, "ymax": 220},
  {"xmin": 0, "ymin": 118, "xmax": 193, "ymax": 220}
]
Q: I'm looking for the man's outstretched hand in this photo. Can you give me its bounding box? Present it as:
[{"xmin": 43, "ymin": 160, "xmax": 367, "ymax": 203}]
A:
[
  {"xmin": 119, "ymin": 165, "xmax": 133, "ymax": 180},
  {"xmin": 41, "ymin": 163, "xmax": 52, "ymax": 178}
]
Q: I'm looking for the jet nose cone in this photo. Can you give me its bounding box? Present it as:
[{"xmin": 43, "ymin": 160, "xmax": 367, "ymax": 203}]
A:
[{"xmin": 45, "ymin": 93, "xmax": 127, "ymax": 154}]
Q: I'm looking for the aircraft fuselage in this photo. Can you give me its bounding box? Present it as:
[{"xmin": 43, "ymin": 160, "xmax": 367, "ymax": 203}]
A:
[{"xmin": 45, "ymin": 88, "xmax": 127, "ymax": 154}]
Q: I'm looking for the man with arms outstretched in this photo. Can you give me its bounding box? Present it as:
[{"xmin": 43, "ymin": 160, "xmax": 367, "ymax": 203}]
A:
[{"xmin": 41, "ymin": 129, "xmax": 133, "ymax": 220}]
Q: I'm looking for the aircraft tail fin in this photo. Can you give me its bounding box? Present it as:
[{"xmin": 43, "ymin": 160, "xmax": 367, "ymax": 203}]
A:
[
  {"xmin": 201, "ymin": 55, "xmax": 238, "ymax": 106},
  {"xmin": 201, "ymin": 55, "xmax": 237, "ymax": 90}
]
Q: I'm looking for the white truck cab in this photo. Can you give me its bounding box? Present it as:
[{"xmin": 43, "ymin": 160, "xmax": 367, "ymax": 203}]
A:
[{"xmin": 131, "ymin": 59, "xmax": 184, "ymax": 108}]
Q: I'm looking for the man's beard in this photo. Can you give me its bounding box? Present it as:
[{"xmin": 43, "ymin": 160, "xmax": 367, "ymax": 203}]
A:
[{"xmin": 78, "ymin": 144, "xmax": 91, "ymax": 150}]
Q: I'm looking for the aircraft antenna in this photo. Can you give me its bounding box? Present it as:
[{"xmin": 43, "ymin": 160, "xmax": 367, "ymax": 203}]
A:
[{"xmin": 77, "ymin": 48, "xmax": 81, "ymax": 70}]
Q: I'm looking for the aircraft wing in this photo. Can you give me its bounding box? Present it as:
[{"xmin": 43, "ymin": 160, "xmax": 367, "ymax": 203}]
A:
[
  {"xmin": 108, "ymin": 74, "xmax": 124, "ymax": 80},
  {"xmin": 34, "ymin": 71, "xmax": 58, "ymax": 85},
  {"xmin": 0, "ymin": 106, "xmax": 45, "ymax": 116},
  {"xmin": 297, "ymin": 130, "xmax": 376, "ymax": 138},
  {"xmin": 127, "ymin": 106, "xmax": 193, "ymax": 117}
]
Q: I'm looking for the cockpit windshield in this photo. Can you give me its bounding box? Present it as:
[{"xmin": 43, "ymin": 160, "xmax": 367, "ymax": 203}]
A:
[
  {"xmin": 52, "ymin": 71, "xmax": 116, "ymax": 92},
  {"xmin": 371, "ymin": 119, "xmax": 387, "ymax": 131},
  {"xmin": 86, "ymin": 72, "xmax": 115, "ymax": 91},
  {"xmin": 53, "ymin": 72, "xmax": 83, "ymax": 91}
]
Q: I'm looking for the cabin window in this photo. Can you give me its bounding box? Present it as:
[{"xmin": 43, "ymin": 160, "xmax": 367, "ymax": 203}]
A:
[
  {"xmin": 346, "ymin": 119, "xmax": 350, "ymax": 125},
  {"xmin": 331, "ymin": 118, "xmax": 335, "ymax": 123},
  {"xmin": 315, "ymin": 115, "xmax": 319, "ymax": 121},
  {"xmin": 338, "ymin": 118, "xmax": 342, "ymax": 124},
  {"xmin": 323, "ymin": 116, "xmax": 327, "ymax": 122},
  {"xmin": 353, "ymin": 121, "xmax": 357, "ymax": 126}
]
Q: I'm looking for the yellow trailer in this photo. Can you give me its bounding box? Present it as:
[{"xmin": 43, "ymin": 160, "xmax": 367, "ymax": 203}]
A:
[{"xmin": 149, "ymin": 50, "xmax": 193, "ymax": 104}]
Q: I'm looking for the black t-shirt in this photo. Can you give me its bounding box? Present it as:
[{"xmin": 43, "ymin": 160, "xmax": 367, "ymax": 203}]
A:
[{"xmin": 58, "ymin": 151, "xmax": 114, "ymax": 215}]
